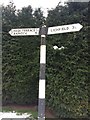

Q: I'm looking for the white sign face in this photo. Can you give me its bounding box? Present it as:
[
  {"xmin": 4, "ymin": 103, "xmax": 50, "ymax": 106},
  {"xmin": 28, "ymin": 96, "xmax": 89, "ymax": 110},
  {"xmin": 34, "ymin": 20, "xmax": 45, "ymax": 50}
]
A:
[
  {"xmin": 48, "ymin": 23, "xmax": 83, "ymax": 35},
  {"xmin": 9, "ymin": 28, "xmax": 39, "ymax": 36},
  {"xmin": 9, "ymin": 23, "xmax": 83, "ymax": 36}
]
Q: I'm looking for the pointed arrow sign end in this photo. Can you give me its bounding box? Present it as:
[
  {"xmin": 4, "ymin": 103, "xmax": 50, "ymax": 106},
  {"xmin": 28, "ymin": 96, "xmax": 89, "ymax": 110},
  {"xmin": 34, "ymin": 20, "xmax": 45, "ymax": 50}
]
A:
[
  {"xmin": 78, "ymin": 23, "xmax": 83, "ymax": 31},
  {"xmin": 9, "ymin": 30, "xmax": 13, "ymax": 36}
]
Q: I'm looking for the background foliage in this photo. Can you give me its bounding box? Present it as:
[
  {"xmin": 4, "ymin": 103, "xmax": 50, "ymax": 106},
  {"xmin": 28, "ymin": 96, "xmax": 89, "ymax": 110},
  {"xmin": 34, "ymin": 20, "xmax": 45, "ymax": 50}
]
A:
[{"xmin": 2, "ymin": 2, "xmax": 89, "ymax": 118}]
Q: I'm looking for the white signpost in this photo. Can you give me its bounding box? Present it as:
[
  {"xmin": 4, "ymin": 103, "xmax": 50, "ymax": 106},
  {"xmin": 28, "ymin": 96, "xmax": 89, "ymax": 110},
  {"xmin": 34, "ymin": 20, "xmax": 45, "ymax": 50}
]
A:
[
  {"xmin": 9, "ymin": 23, "xmax": 83, "ymax": 36},
  {"xmin": 48, "ymin": 23, "xmax": 83, "ymax": 35},
  {"xmin": 9, "ymin": 28, "xmax": 39, "ymax": 36},
  {"xmin": 9, "ymin": 23, "xmax": 83, "ymax": 120}
]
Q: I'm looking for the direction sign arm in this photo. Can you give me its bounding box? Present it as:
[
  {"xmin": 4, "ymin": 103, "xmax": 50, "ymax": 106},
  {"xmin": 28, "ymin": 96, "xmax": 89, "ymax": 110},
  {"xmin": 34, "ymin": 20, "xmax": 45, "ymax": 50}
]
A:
[
  {"xmin": 48, "ymin": 23, "xmax": 83, "ymax": 35},
  {"xmin": 9, "ymin": 28, "xmax": 40, "ymax": 36},
  {"xmin": 38, "ymin": 25, "xmax": 47, "ymax": 120}
]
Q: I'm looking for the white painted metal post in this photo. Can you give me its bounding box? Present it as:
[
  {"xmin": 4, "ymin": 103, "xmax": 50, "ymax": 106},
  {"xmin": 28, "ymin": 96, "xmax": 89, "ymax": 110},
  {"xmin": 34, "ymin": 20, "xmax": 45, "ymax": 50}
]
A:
[
  {"xmin": 8, "ymin": 23, "xmax": 83, "ymax": 120},
  {"xmin": 38, "ymin": 25, "xmax": 47, "ymax": 120}
]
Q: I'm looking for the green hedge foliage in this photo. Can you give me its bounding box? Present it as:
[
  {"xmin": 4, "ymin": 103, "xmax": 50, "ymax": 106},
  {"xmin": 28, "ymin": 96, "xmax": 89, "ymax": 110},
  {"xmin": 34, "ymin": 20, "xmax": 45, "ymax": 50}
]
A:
[{"xmin": 2, "ymin": 2, "xmax": 89, "ymax": 118}]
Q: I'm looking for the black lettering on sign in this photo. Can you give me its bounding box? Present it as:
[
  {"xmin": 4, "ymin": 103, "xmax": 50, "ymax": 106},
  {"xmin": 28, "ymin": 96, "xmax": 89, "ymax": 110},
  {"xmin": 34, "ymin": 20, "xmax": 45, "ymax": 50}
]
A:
[
  {"xmin": 62, "ymin": 27, "xmax": 69, "ymax": 30},
  {"xmin": 22, "ymin": 29, "xmax": 26, "ymax": 32},
  {"xmin": 62, "ymin": 27, "xmax": 65, "ymax": 30},
  {"xmin": 33, "ymin": 29, "xmax": 35, "ymax": 32},
  {"xmin": 29, "ymin": 29, "xmax": 33, "ymax": 32},
  {"xmin": 23, "ymin": 30, "xmax": 25, "ymax": 32},
  {"xmin": 51, "ymin": 28, "xmax": 61, "ymax": 32},
  {"xmin": 57, "ymin": 28, "xmax": 61, "ymax": 31},
  {"xmin": 72, "ymin": 26, "xmax": 76, "ymax": 29},
  {"xmin": 51, "ymin": 29, "xmax": 53, "ymax": 32},
  {"xmin": 53, "ymin": 29, "xmax": 56, "ymax": 32},
  {"xmin": 67, "ymin": 27, "xmax": 69, "ymax": 30},
  {"xmin": 14, "ymin": 30, "xmax": 16, "ymax": 32}
]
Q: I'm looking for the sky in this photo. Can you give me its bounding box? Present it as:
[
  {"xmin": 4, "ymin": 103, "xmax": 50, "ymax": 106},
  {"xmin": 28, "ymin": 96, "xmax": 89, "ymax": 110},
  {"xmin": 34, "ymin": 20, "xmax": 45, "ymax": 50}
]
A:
[
  {"xmin": 1, "ymin": 0, "xmax": 68, "ymax": 9},
  {"xmin": 0, "ymin": 0, "xmax": 68, "ymax": 16}
]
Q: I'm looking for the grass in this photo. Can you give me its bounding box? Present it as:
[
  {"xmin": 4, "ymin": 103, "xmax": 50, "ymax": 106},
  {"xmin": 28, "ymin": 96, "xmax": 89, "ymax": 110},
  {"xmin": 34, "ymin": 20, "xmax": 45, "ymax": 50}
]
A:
[{"xmin": 2, "ymin": 106, "xmax": 38, "ymax": 118}]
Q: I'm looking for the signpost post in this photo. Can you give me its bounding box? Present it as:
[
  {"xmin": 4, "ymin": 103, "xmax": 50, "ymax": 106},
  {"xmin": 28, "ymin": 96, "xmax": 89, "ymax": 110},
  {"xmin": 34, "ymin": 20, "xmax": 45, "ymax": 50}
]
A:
[
  {"xmin": 38, "ymin": 25, "xmax": 47, "ymax": 120},
  {"xmin": 9, "ymin": 23, "xmax": 83, "ymax": 120}
]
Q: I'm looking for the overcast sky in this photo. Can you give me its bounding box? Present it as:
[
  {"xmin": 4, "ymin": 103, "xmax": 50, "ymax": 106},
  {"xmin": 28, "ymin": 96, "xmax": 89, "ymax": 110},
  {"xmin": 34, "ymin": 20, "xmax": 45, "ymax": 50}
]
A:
[
  {"xmin": 1, "ymin": 0, "xmax": 68, "ymax": 17},
  {"xmin": 1, "ymin": 0, "xmax": 68, "ymax": 9}
]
